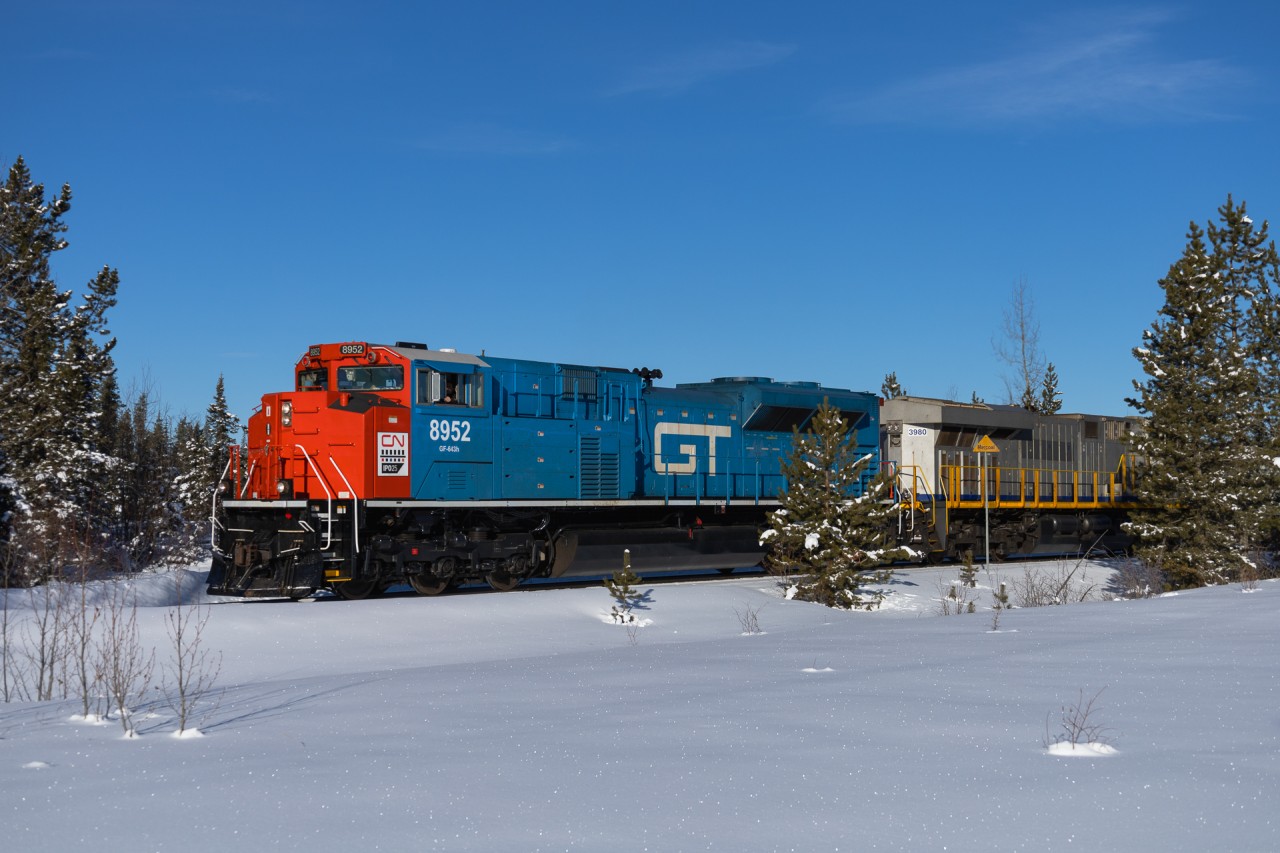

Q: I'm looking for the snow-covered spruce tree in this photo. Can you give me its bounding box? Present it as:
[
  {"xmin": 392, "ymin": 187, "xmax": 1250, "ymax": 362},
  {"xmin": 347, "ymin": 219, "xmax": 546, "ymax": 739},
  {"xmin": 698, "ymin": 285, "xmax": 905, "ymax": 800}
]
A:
[
  {"xmin": 1127, "ymin": 197, "xmax": 1280, "ymax": 587},
  {"xmin": 760, "ymin": 399, "xmax": 901, "ymax": 610},
  {"xmin": 204, "ymin": 375, "xmax": 241, "ymax": 488},
  {"xmin": 170, "ymin": 416, "xmax": 213, "ymax": 560},
  {"xmin": 113, "ymin": 393, "xmax": 183, "ymax": 566},
  {"xmin": 0, "ymin": 157, "xmax": 121, "ymax": 542},
  {"xmin": 0, "ymin": 157, "xmax": 73, "ymax": 534}
]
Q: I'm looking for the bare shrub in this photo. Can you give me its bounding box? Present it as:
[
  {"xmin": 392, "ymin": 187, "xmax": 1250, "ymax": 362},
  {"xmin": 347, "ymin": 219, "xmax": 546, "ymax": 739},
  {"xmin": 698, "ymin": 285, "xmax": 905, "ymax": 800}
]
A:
[
  {"xmin": 734, "ymin": 603, "xmax": 764, "ymax": 635},
  {"xmin": 1044, "ymin": 687, "xmax": 1112, "ymax": 748},
  {"xmin": 937, "ymin": 579, "xmax": 978, "ymax": 616},
  {"xmin": 61, "ymin": 528, "xmax": 114, "ymax": 718},
  {"xmin": 162, "ymin": 571, "xmax": 222, "ymax": 734},
  {"xmin": 22, "ymin": 582, "xmax": 70, "ymax": 701},
  {"xmin": 66, "ymin": 570, "xmax": 103, "ymax": 718},
  {"xmin": 1238, "ymin": 559, "xmax": 1260, "ymax": 592},
  {"xmin": 1, "ymin": 543, "xmax": 25, "ymax": 702},
  {"xmin": 1013, "ymin": 560, "xmax": 1096, "ymax": 608},
  {"xmin": 96, "ymin": 581, "xmax": 154, "ymax": 737},
  {"xmin": 1110, "ymin": 556, "xmax": 1164, "ymax": 599}
]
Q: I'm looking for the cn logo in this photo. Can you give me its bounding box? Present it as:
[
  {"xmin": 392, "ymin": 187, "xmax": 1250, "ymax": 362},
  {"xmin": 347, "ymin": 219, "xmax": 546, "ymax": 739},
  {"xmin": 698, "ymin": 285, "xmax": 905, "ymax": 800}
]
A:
[
  {"xmin": 653, "ymin": 423, "xmax": 733, "ymax": 475},
  {"xmin": 377, "ymin": 432, "xmax": 409, "ymax": 477}
]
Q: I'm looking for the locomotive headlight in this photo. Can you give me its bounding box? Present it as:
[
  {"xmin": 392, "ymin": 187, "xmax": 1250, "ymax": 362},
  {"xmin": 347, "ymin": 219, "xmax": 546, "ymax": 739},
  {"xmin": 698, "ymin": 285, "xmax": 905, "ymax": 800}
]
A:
[
  {"xmin": 276, "ymin": 478, "xmax": 293, "ymax": 498},
  {"xmin": 281, "ymin": 401, "xmax": 293, "ymax": 426},
  {"xmin": 217, "ymin": 479, "xmax": 232, "ymax": 495}
]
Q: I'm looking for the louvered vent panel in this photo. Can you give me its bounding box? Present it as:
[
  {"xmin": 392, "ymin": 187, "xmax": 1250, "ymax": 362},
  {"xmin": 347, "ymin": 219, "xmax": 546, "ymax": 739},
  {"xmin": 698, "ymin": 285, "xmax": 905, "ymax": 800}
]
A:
[{"xmin": 579, "ymin": 436, "xmax": 620, "ymax": 499}]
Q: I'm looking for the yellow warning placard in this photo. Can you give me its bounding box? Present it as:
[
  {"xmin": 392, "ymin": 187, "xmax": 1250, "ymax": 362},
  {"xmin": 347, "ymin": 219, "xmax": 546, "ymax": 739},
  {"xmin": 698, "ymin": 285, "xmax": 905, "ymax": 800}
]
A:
[{"xmin": 972, "ymin": 434, "xmax": 999, "ymax": 453}]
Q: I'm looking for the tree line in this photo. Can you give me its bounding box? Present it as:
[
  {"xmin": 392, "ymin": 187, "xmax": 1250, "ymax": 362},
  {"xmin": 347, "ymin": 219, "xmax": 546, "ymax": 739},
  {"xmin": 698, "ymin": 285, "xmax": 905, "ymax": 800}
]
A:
[{"xmin": 1, "ymin": 156, "xmax": 239, "ymax": 584}]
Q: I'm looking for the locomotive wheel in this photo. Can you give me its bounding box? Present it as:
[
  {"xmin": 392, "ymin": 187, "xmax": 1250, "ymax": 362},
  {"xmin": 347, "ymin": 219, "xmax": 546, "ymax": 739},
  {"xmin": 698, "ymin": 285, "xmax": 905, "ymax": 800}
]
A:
[
  {"xmin": 409, "ymin": 573, "xmax": 450, "ymax": 596},
  {"xmin": 485, "ymin": 570, "xmax": 522, "ymax": 592},
  {"xmin": 334, "ymin": 578, "xmax": 380, "ymax": 600}
]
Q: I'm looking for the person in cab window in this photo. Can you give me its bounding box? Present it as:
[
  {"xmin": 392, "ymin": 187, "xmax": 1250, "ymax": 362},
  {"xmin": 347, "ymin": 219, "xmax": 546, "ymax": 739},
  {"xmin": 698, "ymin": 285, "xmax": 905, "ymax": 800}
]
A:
[{"xmin": 443, "ymin": 381, "xmax": 458, "ymax": 404}]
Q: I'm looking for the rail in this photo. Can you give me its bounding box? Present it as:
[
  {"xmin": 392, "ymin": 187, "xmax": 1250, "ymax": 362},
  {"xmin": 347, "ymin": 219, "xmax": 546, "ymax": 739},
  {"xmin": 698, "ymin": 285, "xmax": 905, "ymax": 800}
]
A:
[
  {"xmin": 941, "ymin": 457, "xmax": 1138, "ymax": 511},
  {"xmin": 295, "ymin": 444, "xmax": 333, "ymax": 549},
  {"xmin": 328, "ymin": 454, "xmax": 360, "ymax": 554},
  {"xmin": 209, "ymin": 455, "xmax": 233, "ymax": 557}
]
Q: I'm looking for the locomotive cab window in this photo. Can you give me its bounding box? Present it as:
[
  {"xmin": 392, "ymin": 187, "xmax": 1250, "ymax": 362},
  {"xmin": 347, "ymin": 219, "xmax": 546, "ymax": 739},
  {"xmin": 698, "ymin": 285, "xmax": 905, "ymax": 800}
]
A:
[
  {"xmin": 417, "ymin": 368, "xmax": 482, "ymax": 408},
  {"xmin": 336, "ymin": 365, "xmax": 403, "ymax": 391},
  {"xmin": 297, "ymin": 368, "xmax": 329, "ymax": 391}
]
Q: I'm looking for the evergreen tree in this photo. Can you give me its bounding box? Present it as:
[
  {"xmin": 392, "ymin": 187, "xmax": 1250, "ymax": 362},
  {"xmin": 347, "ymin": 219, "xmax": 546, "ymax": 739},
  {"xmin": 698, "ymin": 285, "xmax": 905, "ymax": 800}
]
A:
[
  {"xmin": 0, "ymin": 157, "xmax": 120, "ymax": 539},
  {"xmin": 1019, "ymin": 382, "xmax": 1038, "ymax": 412},
  {"xmin": 113, "ymin": 394, "xmax": 178, "ymax": 565},
  {"xmin": 1039, "ymin": 363, "xmax": 1062, "ymax": 414},
  {"xmin": 1127, "ymin": 197, "xmax": 1280, "ymax": 587},
  {"xmin": 760, "ymin": 400, "xmax": 900, "ymax": 610},
  {"xmin": 880, "ymin": 371, "xmax": 904, "ymax": 399},
  {"xmin": 204, "ymin": 375, "xmax": 240, "ymax": 488},
  {"xmin": 0, "ymin": 156, "xmax": 74, "ymax": 530},
  {"xmin": 171, "ymin": 415, "xmax": 215, "ymax": 558},
  {"xmin": 604, "ymin": 550, "xmax": 645, "ymax": 623}
]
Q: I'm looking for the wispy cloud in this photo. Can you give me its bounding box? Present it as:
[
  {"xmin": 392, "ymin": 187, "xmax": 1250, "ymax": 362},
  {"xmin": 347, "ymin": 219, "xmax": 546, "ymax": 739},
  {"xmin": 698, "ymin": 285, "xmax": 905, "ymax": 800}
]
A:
[
  {"xmin": 610, "ymin": 40, "xmax": 796, "ymax": 97},
  {"xmin": 412, "ymin": 123, "xmax": 578, "ymax": 156},
  {"xmin": 828, "ymin": 9, "xmax": 1250, "ymax": 126}
]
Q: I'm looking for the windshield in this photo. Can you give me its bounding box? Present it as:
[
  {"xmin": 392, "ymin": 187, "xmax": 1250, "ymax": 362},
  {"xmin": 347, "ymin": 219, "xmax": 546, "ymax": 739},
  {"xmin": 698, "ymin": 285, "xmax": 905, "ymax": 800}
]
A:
[{"xmin": 336, "ymin": 365, "xmax": 404, "ymax": 391}]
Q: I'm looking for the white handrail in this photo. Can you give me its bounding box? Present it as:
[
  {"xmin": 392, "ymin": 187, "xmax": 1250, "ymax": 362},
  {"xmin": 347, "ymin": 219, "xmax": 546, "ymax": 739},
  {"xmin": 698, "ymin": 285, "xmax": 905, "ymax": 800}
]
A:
[
  {"xmin": 295, "ymin": 444, "xmax": 333, "ymax": 550},
  {"xmin": 238, "ymin": 460, "xmax": 256, "ymax": 498},
  {"xmin": 328, "ymin": 455, "xmax": 360, "ymax": 554},
  {"xmin": 210, "ymin": 456, "xmax": 232, "ymax": 555}
]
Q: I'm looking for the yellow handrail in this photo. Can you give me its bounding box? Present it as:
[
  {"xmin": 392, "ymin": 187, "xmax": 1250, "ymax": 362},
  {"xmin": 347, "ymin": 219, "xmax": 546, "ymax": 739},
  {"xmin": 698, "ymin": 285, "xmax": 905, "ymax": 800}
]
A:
[{"xmin": 941, "ymin": 456, "xmax": 1138, "ymax": 510}]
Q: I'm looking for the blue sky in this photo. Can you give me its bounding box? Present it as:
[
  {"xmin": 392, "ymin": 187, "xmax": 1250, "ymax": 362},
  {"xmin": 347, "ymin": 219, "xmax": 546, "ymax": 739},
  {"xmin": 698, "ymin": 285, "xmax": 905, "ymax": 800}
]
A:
[{"xmin": 8, "ymin": 1, "xmax": 1279, "ymax": 424}]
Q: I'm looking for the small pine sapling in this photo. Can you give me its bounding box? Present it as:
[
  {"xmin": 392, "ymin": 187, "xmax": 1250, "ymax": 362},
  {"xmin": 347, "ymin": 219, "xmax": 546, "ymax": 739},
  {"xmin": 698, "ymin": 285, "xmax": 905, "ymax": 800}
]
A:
[
  {"xmin": 605, "ymin": 549, "xmax": 644, "ymax": 624},
  {"xmin": 958, "ymin": 552, "xmax": 978, "ymax": 588},
  {"xmin": 991, "ymin": 580, "xmax": 1010, "ymax": 631}
]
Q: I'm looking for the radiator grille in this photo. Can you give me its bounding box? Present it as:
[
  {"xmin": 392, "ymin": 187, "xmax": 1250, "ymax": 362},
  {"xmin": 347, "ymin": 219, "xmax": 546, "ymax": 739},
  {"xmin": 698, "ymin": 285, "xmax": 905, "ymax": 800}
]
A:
[{"xmin": 579, "ymin": 436, "xmax": 620, "ymax": 499}]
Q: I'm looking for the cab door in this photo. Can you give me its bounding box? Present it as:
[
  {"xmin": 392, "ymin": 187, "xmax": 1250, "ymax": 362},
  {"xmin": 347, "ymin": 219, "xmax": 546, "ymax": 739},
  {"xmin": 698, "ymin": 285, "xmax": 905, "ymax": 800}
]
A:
[{"xmin": 411, "ymin": 363, "xmax": 492, "ymax": 499}]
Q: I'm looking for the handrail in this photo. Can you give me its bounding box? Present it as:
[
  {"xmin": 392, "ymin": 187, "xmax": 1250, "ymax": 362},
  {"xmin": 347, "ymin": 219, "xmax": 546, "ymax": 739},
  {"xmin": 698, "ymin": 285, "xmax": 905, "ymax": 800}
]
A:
[
  {"xmin": 940, "ymin": 459, "xmax": 1137, "ymax": 510},
  {"xmin": 238, "ymin": 459, "xmax": 257, "ymax": 499},
  {"xmin": 295, "ymin": 444, "xmax": 333, "ymax": 549},
  {"xmin": 328, "ymin": 454, "xmax": 360, "ymax": 554},
  {"xmin": 209, "ymin": 456, "xmax": 233, "ymax": 556}
]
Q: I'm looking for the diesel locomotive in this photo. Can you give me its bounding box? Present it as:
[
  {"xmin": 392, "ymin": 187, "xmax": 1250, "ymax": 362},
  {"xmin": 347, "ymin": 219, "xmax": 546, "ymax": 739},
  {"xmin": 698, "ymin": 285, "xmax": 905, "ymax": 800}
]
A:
[
  {"xmin": 880, "ymin": 396, "xmax": 1141, "ymax": 562},
  {"xmin": 207, "ymin": 341, "xmax": 881, "ymax": 599},
  {"xmin": 207, "ymin": 341, "xmax": 1142, "ymax": 599}
]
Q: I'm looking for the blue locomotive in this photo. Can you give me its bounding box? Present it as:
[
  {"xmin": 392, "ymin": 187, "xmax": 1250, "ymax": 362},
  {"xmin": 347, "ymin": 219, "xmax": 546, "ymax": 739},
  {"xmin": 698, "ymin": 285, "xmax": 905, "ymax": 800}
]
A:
[{"xmin": 207, "ymin": 341, "xmax": 880, "ymax": 598}]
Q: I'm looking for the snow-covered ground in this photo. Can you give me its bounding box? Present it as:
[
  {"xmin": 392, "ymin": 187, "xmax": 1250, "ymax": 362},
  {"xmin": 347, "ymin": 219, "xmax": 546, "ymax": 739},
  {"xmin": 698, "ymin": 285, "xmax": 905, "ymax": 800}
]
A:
[{"xmin": 2, "ymin": 561, "xmax": 1277, "ymax": 852}]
